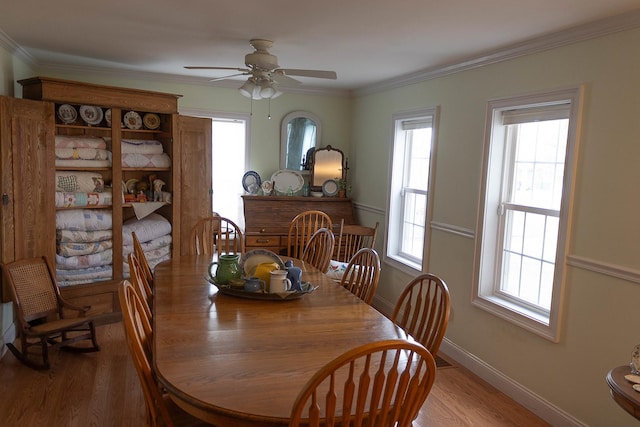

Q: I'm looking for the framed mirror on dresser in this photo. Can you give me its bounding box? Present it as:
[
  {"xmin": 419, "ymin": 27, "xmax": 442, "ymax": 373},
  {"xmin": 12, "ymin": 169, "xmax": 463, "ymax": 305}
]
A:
[{"xmin": 310, "ymin": 145, "xmax": 345, "ymax": 189}]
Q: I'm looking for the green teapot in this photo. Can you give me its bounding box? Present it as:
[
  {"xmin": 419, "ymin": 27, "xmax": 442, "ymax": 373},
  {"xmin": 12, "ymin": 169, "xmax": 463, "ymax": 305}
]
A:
[{"xmin": 208, "ymin": 254, "xmax": 241, "ymax": 285}]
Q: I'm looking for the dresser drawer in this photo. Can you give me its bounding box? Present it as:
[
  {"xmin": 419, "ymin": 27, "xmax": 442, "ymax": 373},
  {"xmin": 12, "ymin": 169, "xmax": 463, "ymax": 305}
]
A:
[{"xmin": 246, "ymin": 235, "xmax": 282, "ymax": 248}]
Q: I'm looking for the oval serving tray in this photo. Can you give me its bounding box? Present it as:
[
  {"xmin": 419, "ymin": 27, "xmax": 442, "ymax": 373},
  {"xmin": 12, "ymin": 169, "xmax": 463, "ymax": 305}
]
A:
[
  {"xmin": 207, "ymin": 277, "xmax": 316, "ymax": 301},
  {"xmin": 271, "ymin": 169, "xmax": 304, "ymax": 195}
]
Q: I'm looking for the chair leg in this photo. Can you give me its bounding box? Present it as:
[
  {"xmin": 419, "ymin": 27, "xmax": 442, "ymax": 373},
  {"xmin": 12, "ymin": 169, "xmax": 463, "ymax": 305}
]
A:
[
  {"xmin": 6, "ymin": 336, "xmax": 50, "ymax": 370},
  {"xmin": 60, "ymin": 322, "xmax": 101, "ymax": 353}
]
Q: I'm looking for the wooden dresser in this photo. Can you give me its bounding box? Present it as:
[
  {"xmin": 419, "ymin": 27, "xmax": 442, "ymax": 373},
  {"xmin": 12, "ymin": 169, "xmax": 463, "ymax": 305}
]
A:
[{"xmin": 242, "ymin": 195, "xmax": 357, "ymax": 253}]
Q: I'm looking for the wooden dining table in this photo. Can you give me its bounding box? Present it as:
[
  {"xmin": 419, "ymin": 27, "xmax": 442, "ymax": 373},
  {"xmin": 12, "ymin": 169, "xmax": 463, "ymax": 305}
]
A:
[{"xmin": 152, "ymin": 255, "xmax": 409, "ymax": 426}]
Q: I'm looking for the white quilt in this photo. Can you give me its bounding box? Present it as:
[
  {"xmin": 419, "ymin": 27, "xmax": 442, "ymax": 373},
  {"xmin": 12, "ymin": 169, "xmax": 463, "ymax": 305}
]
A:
[
  {"xmin": 56, "ymin": 209, "xmax": 112, "ymax": 231},
  {"xmin": 122, "ymin": 213, "xmax": 172, "ymax": 245}
]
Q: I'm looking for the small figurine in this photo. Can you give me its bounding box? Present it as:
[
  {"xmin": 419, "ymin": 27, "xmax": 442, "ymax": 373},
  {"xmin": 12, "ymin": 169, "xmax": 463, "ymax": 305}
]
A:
[{"xmin": 153, "ymin": 179, "xmax": 166, "ymax": 202}]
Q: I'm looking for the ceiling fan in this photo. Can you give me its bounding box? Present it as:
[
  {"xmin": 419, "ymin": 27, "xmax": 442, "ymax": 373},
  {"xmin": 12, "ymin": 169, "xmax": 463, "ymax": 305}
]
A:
[{"xmin": 185, "ymin": 39, "xmax": 337, "ymax": 99}]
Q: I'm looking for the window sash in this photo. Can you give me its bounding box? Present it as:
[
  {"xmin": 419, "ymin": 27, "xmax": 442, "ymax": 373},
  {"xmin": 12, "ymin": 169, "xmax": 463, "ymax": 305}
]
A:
[
  {"xmin": 473, "ymin": 86, "xmax": 582, "ymax": 342},
  {"xmin": 387, "ymin": 109, "xmax": 437, "ymax": 271}
]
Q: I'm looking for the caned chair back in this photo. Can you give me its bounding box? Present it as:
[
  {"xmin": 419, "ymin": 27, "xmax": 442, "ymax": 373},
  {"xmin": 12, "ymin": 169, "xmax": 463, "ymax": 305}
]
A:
[
  {"xmin": 132, "ymin": 231, "xmax": 153, "ymax": 284},
  {"xmin": 4, "ymin": 257, "xmax": 60, "ymax": 323},
  {"xmin": 333, "ymin": 219, "xmax": 379, "ymax": 263},
  {"xmin": 128, "ymin": 253, "xmax": 153, "ymax": 320},
  {"xmin": 301, "ymin": 228, "xmax": 335, "ymax": 273},
  {"xmin": 391, "ymin": 273, "xmax": 451, "ymax": 356},
  {"xmin": 289, "ymin": 339, "xmax": 437, "ymax": 427},
  {"xmin": 287, "ymin": 210, "xmax": 333, "ymax": 259},
  {"xmin": 339, "ymin": 248, "xmax": 381, "ymax": 305},
  {"xmin": 189, "ymin": 215, "xmax": 244, "ymax": 256}
]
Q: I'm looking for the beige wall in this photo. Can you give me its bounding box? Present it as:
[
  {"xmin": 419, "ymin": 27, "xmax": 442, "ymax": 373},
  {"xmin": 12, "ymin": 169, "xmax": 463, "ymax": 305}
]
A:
[
  {"xmin": 351, "ymin": 28, "xmax": 640, "ymax": 426},
  {"xmin": 2, "ymin": 26, "xmax": 640, "ymax": 426}
]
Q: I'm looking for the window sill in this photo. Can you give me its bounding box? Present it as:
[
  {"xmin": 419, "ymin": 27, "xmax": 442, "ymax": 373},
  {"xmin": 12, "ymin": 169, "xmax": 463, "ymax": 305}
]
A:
[
  {"xmin": 384, "ymin": 254, "xmax": 422, "ymax": 275},
  {"xmin": 471, "ymin": 293, "xmax": 560, "ymax": 342}
]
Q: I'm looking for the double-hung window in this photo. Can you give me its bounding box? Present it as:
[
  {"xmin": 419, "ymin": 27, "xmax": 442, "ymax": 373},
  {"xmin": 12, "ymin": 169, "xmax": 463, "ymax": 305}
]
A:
[
  {"xmin": 473, "ymin": 87, "xmax": 582, "ymax": 341},
  {"xmin": 386, "ymin": 108, "xmax": 438, "ymax": 271}
]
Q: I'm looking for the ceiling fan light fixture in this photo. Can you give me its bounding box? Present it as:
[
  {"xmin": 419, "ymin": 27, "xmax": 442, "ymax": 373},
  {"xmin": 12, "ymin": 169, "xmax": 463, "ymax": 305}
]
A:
[
  {"xmin": 239, "ymin": 79, "xmax": 258, "ymax": 99},
  {"xmin": 239, "ymin": 77, "xmax": 281, "ymax": 100},
  {"xmin": 258, "ymin": 80, "xmax": 276, "ymax": 98}
]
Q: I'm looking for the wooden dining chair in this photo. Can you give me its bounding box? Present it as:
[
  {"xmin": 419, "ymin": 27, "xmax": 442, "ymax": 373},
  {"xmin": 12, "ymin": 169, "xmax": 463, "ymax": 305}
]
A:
[
  {"xmin": 132, "ymin": 231, "xmax": 153, "ymax": 284},
  {"xmin": 0, "ymin": 256, "xmax": 102, "ymax": 370},
  {"xmin": 289, "ymin": 339, "xmax": 437, "ymax": 427},
  {"xmin": 333, "ymin": 219, "xmax": 379, "ymax": 263},
  {"xmin": 118, "ymin": 280, "xmax": 210, "ymax": 427},
  {"xmin": 391, "ymin": 273, "xmax": 451, "ymax": 356},
  {"xmin": 287, "ymin": 210, "xmax": 333, "ymax": 259},
  {"xmin": 339, "ymin": 248, "xmax": 381, "ymax": 305},
  {"xmin": 301, "ymin": 227, "xmax": 335, "ymax": 273},
  {"xmin": 128, "ymin": 253, "xmax": 153, "ymax": 320},
  {"xmin": 189, "ymin": 215, "xmax": 244, "ymax": 256}
]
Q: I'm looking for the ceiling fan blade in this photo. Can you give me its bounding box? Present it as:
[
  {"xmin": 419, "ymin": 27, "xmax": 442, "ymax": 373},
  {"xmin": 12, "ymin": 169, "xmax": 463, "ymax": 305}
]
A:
[
  {"xmin": 185, "ymin": 66, "xmax": 250, "ymax": 72},
  {"xmin": 271, "ymin": 72, "xmax": 301, "ymax": 86},
  {"xmin": 276, "ymin": 69, "xmax": 337, "ymax": 79},
  {"xmin": 209, "ymin": 72, "xmax": 249, "ymax": 82}
]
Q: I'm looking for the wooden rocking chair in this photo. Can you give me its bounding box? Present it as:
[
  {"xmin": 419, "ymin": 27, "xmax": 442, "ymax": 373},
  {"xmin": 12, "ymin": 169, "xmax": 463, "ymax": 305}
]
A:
[{"xmin": 1, "ymin": 256, "xmax": 102, "ymax": 370}]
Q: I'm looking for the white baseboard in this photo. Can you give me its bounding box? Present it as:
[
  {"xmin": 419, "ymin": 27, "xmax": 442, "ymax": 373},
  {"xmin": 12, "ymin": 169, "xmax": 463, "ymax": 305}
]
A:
[
  {"xmin": 1, "ymin": 326, "xmax": 15, "ymax": 359},
  {"xmin": 439, "ymin": 338, "xmax": 587, "ymax": 427}
]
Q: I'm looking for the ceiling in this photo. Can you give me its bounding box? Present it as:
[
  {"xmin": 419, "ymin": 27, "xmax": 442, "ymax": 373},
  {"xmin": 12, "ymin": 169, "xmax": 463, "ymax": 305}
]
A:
[{"xmin": 1, "ymin": 1, "xmax": 640, "ymax": 95}]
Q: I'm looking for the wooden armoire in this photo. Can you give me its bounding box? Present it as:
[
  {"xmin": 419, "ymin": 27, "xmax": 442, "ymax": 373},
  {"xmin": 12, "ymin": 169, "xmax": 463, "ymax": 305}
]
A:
[{"xmin": 0, "ymin": 77, "xmax": 212, "ymax": 317}]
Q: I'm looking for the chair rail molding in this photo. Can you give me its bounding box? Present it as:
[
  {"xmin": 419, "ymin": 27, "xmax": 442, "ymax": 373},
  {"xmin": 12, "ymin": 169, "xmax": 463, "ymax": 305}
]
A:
[
  {"xmin": 430, "ymin": 221, "xmax": 475, "ymax": 239},
  {"xmin": 567, "ymin": 254, "xmax": 640, "ymax": 284}
]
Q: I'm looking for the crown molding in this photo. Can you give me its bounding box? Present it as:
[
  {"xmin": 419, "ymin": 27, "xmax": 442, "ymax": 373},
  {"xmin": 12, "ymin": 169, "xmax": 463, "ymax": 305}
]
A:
[
  {"xmin": 0, "ymin": 27, "xmax": 38, "ymax": 66},
  {"xmin": 355, "ymin": 9, "xmax": 640, "ymax": 97}
]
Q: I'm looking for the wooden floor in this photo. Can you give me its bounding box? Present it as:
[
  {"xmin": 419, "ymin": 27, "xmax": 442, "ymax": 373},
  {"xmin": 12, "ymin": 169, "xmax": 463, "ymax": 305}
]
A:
[{"xmin": 0, "ymin": 323, "xmax": 550, "ymax": 427}]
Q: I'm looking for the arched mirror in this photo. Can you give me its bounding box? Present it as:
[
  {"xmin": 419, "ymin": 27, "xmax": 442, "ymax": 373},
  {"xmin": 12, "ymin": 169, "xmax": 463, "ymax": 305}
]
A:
[
  {"xmin": 280, "ymin": 111, "xmax": 321, "ymax": 170},
  {"xmin": 311, "ymin": 145, "xmax": 344, "ymax": 188}
]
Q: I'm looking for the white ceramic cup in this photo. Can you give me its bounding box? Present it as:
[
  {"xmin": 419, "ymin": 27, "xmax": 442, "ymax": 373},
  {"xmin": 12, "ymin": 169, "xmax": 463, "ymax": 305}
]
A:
[{"xmin": 269, "ymin": 270, "xmax": 292, "ymax": 293}]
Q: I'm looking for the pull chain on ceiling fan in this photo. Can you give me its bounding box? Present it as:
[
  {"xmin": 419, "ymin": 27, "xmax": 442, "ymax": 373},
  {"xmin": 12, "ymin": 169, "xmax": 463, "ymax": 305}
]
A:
[{"xmin": 185, "ymin": 39, "xmax": 337, "ymax": 100}]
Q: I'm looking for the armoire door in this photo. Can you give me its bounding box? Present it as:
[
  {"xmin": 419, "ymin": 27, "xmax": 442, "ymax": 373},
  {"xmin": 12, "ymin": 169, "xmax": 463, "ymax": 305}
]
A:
[
  {"xmin": 178, "ymin": 115, "xmax": 212, "ymax": 256},
  {"xmin": 0, "ymin": 96, "xmax": 56, "ymax": 302}
]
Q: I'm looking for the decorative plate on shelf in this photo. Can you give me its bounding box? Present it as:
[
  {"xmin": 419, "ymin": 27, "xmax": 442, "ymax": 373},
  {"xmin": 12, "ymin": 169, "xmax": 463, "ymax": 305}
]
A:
[
  {"xmin": 104, "ymin": 109, "xmax": 112, "ymax": 127},
  {"xmin": 124, "ymin": 111, "xmax": 143, "ymax": 130},
  {"xmin": 143, "ymin": 113, "xmax": 161, "ymax": 130},
  {"xmin": 79, "ymin": 105, "xmax": 104, "ymax": 126},
  {"xmin": 322, "ymin": 179, "xmax": 339, "ymax": 197},
  {"xmin": 239, "ymin": 249, "xmax": 285, "ymax": 277},
  {"xmin": 57, "ymin": 104, "xmax": 77, "ymax": 124},
  {"xmin": 242, "ymin": 171, "xmax": 262, "ymax": 194},
  {"xmin": 271, "ymin": 170, "xmax": 304, "ymax": 195}
]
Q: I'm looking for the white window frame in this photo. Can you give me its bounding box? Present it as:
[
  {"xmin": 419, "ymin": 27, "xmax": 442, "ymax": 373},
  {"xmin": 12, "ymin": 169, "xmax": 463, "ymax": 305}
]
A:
[
  {"xmin": 472, "ymin": 87, "xmax": 583, "ymax": 342},
  {"xmin": 385, "ymin": 108, "xmax": 439, "ymax": 273}
]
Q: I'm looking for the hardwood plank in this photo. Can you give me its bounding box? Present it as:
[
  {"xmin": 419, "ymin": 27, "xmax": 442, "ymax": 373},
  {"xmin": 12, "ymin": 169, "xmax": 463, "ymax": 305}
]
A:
[{"xmin": 0, "ymin": 323, "xmax": 549, "ymax": 426}]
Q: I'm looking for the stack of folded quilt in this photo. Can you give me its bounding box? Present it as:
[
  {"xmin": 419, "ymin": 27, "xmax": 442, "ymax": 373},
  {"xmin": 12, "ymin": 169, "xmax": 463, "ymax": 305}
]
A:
[
  {"xmin": 122, "ymin": 213, "xmax": 172, "ymax": 278},
  {"xmin": 55, "ymin": 209, "xmax": 113, "ymax": 287},
  {"xmin": 55, "ymin": 135, "xmax": 112, "ymax": 167},
  {"xmin": 121, "ymin": 138, "xmax": 171, "ymax": 168}
]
